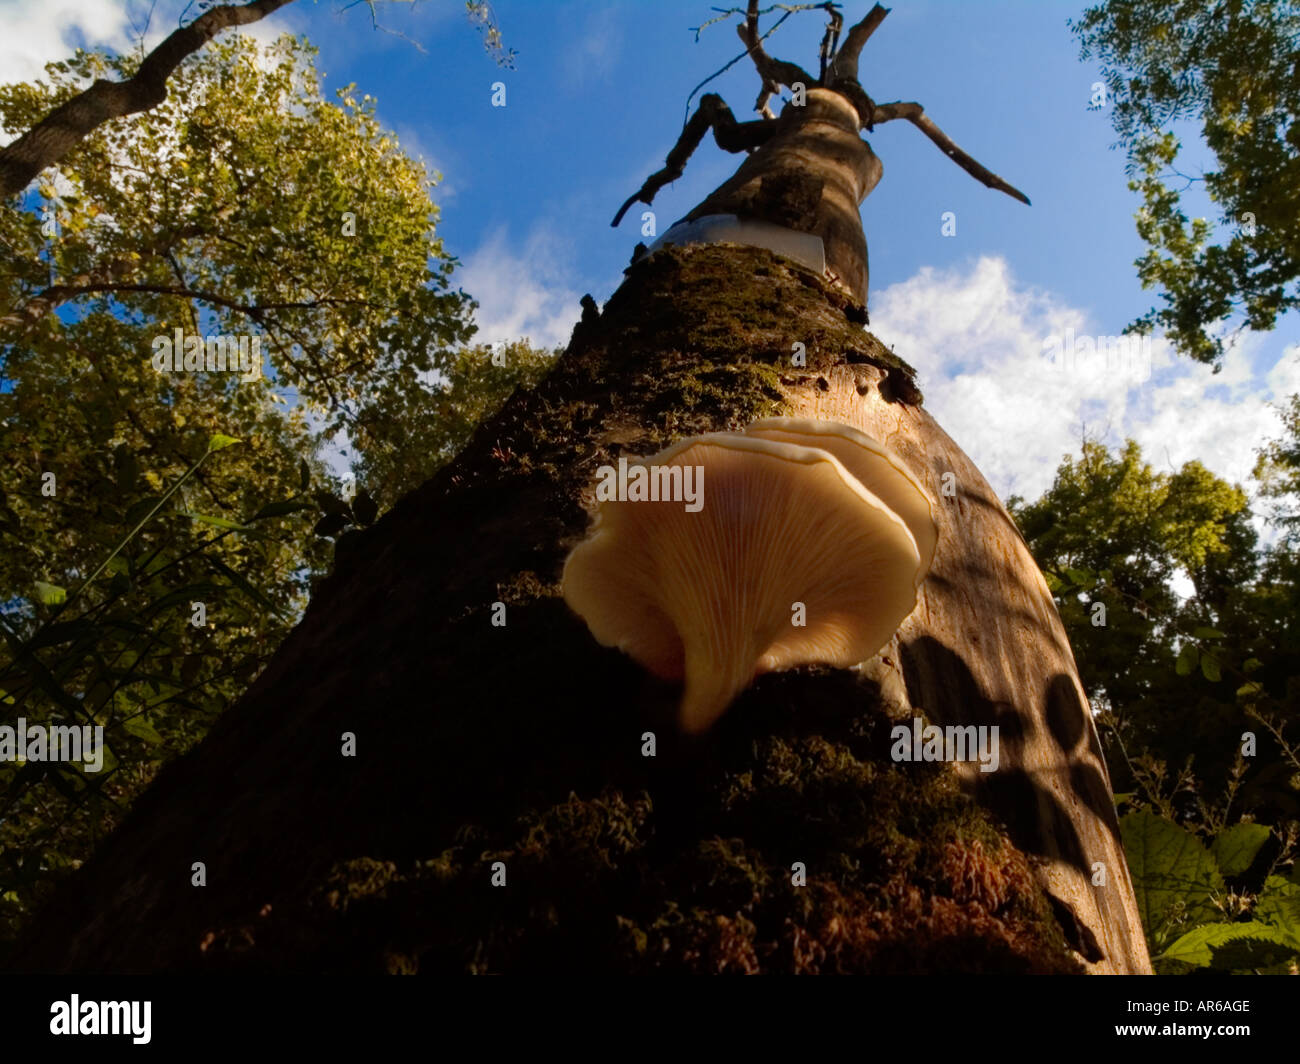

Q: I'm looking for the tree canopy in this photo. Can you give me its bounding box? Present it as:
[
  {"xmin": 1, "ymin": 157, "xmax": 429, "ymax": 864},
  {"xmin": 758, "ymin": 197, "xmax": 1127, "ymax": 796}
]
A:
[
  {"xmin": 0, "ymin": 33, "xmax": 550, "ymax": 942},
  {"xmin": 1073, "ymin": 0, "xmax": 1300, "ymax": 366},
  {"xmin": 1010, "ymin": 426, "xmax": 1300, "ymax": 969}
]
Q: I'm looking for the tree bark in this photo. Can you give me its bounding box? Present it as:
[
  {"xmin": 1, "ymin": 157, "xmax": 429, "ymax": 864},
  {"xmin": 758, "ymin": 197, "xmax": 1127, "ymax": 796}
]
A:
[
  {"xmin": 685, "ymin": 89, "xmax": 880, "ymax": 309},
  {"xmin": 6, "ymin": 239, "xmax": 1150, "ymax": 974}
]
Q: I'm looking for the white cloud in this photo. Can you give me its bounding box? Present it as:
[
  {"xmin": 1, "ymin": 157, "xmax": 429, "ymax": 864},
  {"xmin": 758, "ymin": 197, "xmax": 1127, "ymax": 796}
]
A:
[
  {"xmin": 458, "ymin": 225, "xmax": 585, "ymax": 350},
  {"xmin": 869, "ymin": 256, "xmax": 1300, "ymax": 519},
  {"xmin": 563, "ymin": 6, "xmax": 622, "ymax": 89},
  {"xmin": 0, "ymin": 0, "xmax": 134, "ymax": 89},
  {"xmin": 0, "ymin": 0, "xmax": 298, "ymax": 108}
]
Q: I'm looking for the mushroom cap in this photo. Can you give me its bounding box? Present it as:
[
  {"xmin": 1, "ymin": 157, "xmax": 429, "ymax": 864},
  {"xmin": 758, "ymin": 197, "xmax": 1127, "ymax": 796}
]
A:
[
  {"xmin": 561, "ymin": 432, "xmax": 923, "ymax": 733},
  {"xmin": 741, "ymin": 417, "xmax": 938, "ymax": 583}
]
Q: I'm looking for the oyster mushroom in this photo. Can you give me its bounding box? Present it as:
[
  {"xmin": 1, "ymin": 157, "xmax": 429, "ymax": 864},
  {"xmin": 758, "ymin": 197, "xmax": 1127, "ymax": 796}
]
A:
[
  {"xmin": 741, "ymin": 417, "xmax": 937, "ymax": 582},
  {"xmin": 562, "ymin": 430, "xmax": 928, "ymax": 733}
]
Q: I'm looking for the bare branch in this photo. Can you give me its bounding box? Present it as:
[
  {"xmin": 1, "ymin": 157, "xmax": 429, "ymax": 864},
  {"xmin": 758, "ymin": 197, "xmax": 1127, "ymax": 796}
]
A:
[
  {"xmin": 690, "ymin": 2, "xmax": 835, "ymax": 42},
  {"xmin": 683, "ymin": 3, "xmax": 810, "ymax": 123},
  {"xmin": 739, "ymin": 0, "xmax": 814, "ymax": 93},
  {"xmin": 613, "ymin": 94, "xmax": 778, "ymax": 227},
  {"xmin": 817, "ymin": 4, "xmax": 844, "ymax": 82},
  {"xmin": 871, "ymin": 100, "xmax": 1031, "ymax": 205},
  {"xmin": 1, "ymin": 259, "xmax": 133, "ymax": 336},
  {"xmin": 828, "ymin": 3, "xmax": 889, "ymax": 83},
  {"xmin": 1, "ymin": 224, "xmax": 216, "ymax": 335},
  {"xmin": 0, "ymin": 0, "xmax": 295, "ymax": 198}
]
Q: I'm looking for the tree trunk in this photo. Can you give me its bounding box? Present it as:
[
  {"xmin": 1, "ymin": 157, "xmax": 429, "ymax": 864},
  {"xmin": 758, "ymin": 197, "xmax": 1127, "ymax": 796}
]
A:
[
  {"xmin": 7, "ymin": 238, "xmax": 1151, "ymax": 974},
  {"xmin": 684, "ymin": 89, "xmax": 881, "ymax": 306}
]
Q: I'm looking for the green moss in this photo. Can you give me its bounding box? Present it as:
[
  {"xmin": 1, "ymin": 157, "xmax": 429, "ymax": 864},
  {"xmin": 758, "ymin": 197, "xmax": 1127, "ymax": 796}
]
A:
[
  {"xmin": 496, "ymin": 569, "xmax": 557, "ymax": 606},
  {"xmin": 221, "ymin": 674, "xmax": 1079, "ymax": 974},
  {"xmin": 178, "ymin": 242, "xmax": 1067, "ymax": 975}
]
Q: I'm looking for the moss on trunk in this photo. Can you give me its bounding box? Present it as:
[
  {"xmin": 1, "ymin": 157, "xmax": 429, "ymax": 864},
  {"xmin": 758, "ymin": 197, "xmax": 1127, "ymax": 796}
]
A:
[{"xmin": 8, "ymin": 245, "xmax": 1106, "ymax": 973}]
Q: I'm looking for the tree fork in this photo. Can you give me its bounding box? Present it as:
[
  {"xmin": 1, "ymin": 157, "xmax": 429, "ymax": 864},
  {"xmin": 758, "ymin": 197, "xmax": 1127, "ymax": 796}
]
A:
[{"xmin": 617, "ymin": 2, "xmax": 1027, "ymax": 312}]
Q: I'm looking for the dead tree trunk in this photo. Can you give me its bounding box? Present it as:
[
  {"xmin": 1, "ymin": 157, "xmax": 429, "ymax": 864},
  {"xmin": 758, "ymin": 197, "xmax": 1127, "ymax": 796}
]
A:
[
  {"xmin": 7, "ymin": 241, "xmax": 1150, "ymax": 974},
  {"xmin": 6, "ymin": 2, "xmax": 1150, "ymax": 974}
]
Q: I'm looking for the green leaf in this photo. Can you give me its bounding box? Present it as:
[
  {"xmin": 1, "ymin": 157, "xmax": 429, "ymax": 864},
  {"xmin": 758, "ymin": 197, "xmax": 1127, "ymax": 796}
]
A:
[
  {"xmin": 27, "ymin": 619, "xmax": 95, "ymax": 650},
  {"xmin": 1242, "ymin": 657, "xmax": 1264, "ymax": 674},
  {"xmin": 1200, "ymin": 653, "xmax": 1221, "ymax": 682},
  {"xmin": 313, "ymin": 512, "xmax": 350, "ymax": 538},
  {"xmin": 180, "ymin": 512, "xmax": 253, "ymax": 532},
  {"xmin": 1193, "ymin": 626, "xmax": 1225, "ymax": 640},
  {"xmin": 208, "ymin": 558, "xmax": 283, "ymax": 618},
  {"xmin": 120, "ymin": 715, "xmax": 164, "ymax": 745},
  {"xmin": 1236, "ymin": 680, "xmax": 1264, "ymax": 700},
  {"xmin": 123, "ymin": 496, "xmax": 163, "ymax": 525},
  {"xmin": 207, "ymin": 434, "xmax": 242, "ymax": 452},
  {"xmin": 1161, "ymin": 922, "xmax": 1300, "ymax": 969},
  {"xmin": 313, "ymin": 491, "xmax": 352, "ymax": 518},
  {"xmin": 1175, "ymin": 643, "xmax": 1198, "ymax": 676},
  {"xmin": 1121, "ymin": 809, "xmax": 1225, "ymax": 936},
  {"xmin": 351, "ymin": 489, "xmax": 378, "ymax": 525},
  {"xmin": 113, "ymin": 444, "xmax": 138, "ymax": 494},
  {"xmin": 1255, "ymin": 875, "xmax": 1300, "ymax": 945},
  {"xmin": 33, "ymin": 580, "xmax": 66, "ymax": 606},
  {"xmin": 1065, "ymin": 567, "xmax": 1096, "ymax": 589},
  {"xmin": 1210, "ymin": 823, "xmax": 1270, "ymax": 876},
  {"xmin": 250, "ymin": 500, "xmax": 313, "ymax": 521}
]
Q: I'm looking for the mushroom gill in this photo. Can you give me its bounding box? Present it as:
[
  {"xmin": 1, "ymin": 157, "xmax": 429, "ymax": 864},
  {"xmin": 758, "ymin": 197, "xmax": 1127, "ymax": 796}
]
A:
[
  {"xmin": 741, "ymin": 417, "xmax": 938, "ymax": 582},
  {"xmin": 562, "ymin": 424, "xmax": 934, "ymax": 734}
]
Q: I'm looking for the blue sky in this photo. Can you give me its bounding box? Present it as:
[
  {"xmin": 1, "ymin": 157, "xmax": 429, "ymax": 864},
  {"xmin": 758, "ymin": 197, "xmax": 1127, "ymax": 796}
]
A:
[{"xmin": 4, "ymin": 0, "xmax": 1299, "ymax": 514}]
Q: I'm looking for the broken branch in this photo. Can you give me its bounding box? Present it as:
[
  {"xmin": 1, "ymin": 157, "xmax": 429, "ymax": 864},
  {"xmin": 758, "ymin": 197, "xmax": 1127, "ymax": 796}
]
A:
[
  {"xmin": 739, "ymin": 0, "xmax": 815, "ymax": 94},
  {"xmin": 613, "ymin": 94, "xmax": 777, "ymax": 227},
  {"xmin": 828, "ymin": 3, "xmax": 890, "ymax": 83},
  {"xmin": 817, "ymin": 4, "xmax": 845, "ymax": 81},
  {"xmin": 871, "ymin": 100, "xmax": 1031, "ymax": 205}
]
